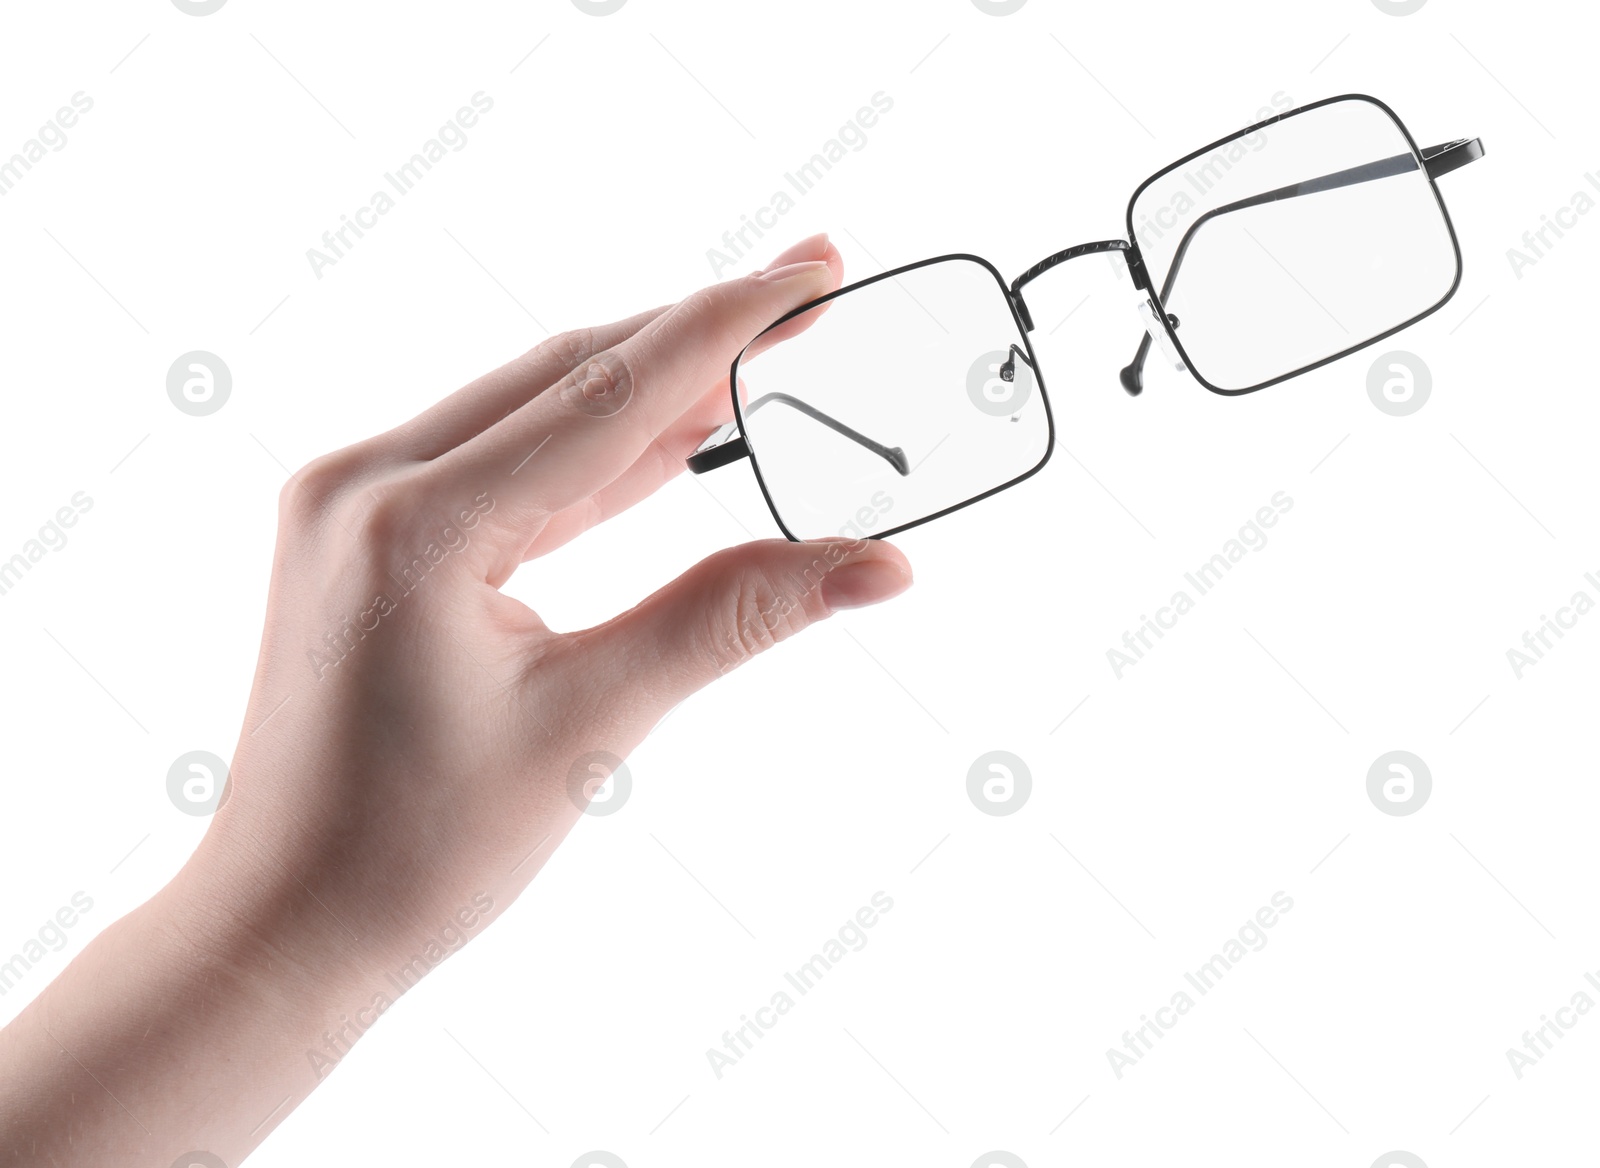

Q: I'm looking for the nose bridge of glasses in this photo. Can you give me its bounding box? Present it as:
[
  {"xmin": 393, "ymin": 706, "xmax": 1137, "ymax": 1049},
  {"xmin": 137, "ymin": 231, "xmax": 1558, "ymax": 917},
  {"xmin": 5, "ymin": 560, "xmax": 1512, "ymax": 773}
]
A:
[
  {"xmin": 1007, "ymin": 238, "xmax": 1152, "ymax": 383},
  {"xmin": 1008, "ymin": 238, "xmax": 1144, "ymax": 331}
]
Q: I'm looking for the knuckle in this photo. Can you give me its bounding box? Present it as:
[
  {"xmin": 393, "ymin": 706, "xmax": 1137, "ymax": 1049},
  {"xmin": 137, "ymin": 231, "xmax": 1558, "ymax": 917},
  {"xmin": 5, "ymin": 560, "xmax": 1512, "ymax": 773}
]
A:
[
  {"xmin": 686, "ymin": 281, "xmax": 738, "ymax": 318},
  {"xmin": 540, "ymin": 326, "xmax": 598, "ymax": 372},
  {"xmin": 277, "ymin": 445, "xmax": 426, "ymax": 552},
  {"xmin": 681, "ymin": 283, "xmax": 742, "ymax": 332},
  {"xmin": 351, "ymin": 483, "xmax": 416, "ymax": 548},
  {"xmin": 680, "ymin": 283, "xmax": 749, "ymax": 349},
  {"xmin": 724, "ymin": 568, "xmax": 802, "ymax": 661},
  {"xmin": 560, "ymin": 347, "xmax": 636, "ymax": 419},
  {"xmin": 278, "ymin": 449, "xmax": 363, "ymax": 519}
]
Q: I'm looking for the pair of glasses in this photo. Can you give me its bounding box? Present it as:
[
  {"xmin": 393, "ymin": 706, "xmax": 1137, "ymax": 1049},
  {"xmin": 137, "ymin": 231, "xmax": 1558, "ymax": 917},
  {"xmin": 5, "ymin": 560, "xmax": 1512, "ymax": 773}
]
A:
[{"xmin": 688, "ymin": 94, "xmax": 1484, "ymax": 542}]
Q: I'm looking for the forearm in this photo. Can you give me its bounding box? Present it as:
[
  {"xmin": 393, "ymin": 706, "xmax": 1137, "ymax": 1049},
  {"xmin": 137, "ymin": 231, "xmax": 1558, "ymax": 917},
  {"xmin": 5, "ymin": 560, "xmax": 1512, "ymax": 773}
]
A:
[
  {"xmin": 0, "ymin": 857, "xmax": 376, "ymax": 1166},
  {"xmin": 0, "ymin": 234, "xmax": 902, "ymax": 1164}
]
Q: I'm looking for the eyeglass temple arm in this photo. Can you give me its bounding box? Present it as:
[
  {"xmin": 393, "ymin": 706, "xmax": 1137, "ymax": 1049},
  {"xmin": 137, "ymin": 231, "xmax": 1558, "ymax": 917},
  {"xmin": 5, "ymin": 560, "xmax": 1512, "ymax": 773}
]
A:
[
  {"xmin": 686, "ymin": 390, "xmax": 911, "ymax": 476},
  {"xmin": 1118, "ymin": 136, "xmax": 1485, "ymax": 397}
]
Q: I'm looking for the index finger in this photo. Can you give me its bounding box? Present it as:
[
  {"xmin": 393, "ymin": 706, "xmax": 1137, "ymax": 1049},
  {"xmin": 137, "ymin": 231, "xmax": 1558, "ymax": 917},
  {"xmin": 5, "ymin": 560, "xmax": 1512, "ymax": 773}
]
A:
[{"xmin": 432, "ymin": 256, "xmax": 841, "ymax": 534}]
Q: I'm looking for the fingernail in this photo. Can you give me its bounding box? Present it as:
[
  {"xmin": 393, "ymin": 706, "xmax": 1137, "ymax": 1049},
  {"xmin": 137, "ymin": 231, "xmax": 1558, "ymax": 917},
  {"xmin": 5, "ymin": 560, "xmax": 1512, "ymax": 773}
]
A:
[
  {"xmin": 757, "ymin": 259, "xmax": 831, "ymax": 283},
  {"xmin": 820, "ymin": 558, "xmax": 912, "ymax": 611},
  {"xmin": 764, "ymin": 232, "xmax": 829, "ymax": 270}
]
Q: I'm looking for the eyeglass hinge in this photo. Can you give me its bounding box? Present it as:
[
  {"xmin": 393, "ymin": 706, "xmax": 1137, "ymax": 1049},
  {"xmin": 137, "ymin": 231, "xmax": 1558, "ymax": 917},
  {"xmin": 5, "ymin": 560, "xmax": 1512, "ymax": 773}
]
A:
[
  {"xmin": 1124, "ymin": 244, "xmax": 1153, "ymax": 293},
  {"xmin": 686, "ymin": 426, "xmax": 751, "ymax": 474},
  {"xmin": 1010, "ymin": 290, "xmax": 1036, "ymax": 333}
]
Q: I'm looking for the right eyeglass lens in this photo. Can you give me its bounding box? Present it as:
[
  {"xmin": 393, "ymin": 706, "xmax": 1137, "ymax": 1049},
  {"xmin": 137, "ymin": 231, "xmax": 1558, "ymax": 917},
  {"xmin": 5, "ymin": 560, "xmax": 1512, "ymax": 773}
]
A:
[
  {"xmin": 1130, "ymin": 97, "xmax": 1460, "ymax": 392},
  {"xmin": 732, "ymin": 256, "xmax": 1050, "ymax": 542}
]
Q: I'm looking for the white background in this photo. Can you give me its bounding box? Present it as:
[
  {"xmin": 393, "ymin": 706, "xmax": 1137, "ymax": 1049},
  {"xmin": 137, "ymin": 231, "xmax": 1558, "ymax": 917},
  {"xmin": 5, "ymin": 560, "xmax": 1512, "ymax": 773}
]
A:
[{"xmin": 0, "ymin": 1, "xmax": 1594, "ymax": 1165}]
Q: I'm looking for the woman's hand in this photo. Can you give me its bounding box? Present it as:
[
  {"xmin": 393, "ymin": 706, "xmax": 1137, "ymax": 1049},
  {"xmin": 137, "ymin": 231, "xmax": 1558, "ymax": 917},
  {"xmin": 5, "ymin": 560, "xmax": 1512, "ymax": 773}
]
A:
[
  {"xmin": 208, "ymin": 229, "xmax": 911, "ymax": 971},
  {"xmin": 0, "ymin": 233, "xmax": 912, "ymax": 1167}
]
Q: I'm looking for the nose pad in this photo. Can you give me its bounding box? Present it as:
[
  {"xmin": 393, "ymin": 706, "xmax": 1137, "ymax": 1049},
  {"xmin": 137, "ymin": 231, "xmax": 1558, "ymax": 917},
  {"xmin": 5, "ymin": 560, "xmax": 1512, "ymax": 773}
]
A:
[{"xmin": 1137, "ymin": 299, "xmax": 1186, "ymax": 374}]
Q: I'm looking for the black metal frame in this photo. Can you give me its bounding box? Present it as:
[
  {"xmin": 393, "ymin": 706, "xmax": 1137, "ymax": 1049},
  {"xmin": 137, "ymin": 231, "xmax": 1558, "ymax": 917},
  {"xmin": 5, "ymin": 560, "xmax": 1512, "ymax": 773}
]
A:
[
  {"xmin": 688, "ymin": 93, "xmax": 1484, "ymax": 542},
  {"xmin": 1119, "ymin": 135, "xmax": 1481, "ymax": 396},
  {"xmin": 1118, "ymin": 93, "xmax": 1478, "ymax": 396},
  {"xmin": 708, "ymin": 254, "xmax": 1057, "ymax": 543}
]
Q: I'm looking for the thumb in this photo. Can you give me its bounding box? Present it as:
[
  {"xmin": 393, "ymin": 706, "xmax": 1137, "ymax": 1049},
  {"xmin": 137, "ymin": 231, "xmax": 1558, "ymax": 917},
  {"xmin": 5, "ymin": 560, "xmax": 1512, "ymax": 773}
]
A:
[{"xmin": 590, "ymin": 537, "xmax": 912, "ymax": 709}]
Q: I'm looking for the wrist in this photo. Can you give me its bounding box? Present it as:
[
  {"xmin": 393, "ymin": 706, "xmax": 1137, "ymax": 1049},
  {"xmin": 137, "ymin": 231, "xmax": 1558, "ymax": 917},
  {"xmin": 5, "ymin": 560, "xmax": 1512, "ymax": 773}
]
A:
[
  {"xmin": 166, "ymin": 816, "xmax": 508, "ymax": 1026},
  {"xmin": 0, "ymin": 861, "xmax": 387, "ymax": 1165},
  {"xmin": 155, "ymin": 835, "xmax": 378, "ymax": 1020}
]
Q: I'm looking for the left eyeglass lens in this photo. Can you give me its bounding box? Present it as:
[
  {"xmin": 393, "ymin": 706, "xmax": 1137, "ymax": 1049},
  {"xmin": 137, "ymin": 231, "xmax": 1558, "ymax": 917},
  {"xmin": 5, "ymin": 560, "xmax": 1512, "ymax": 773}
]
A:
[
  {"xmin": 1129, "ymin": 96, "xmax": 1459, "ymax": 391},
  {"xmin": 732, "ymin": 257, "xmax": 1050, "ymax": 541}
]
